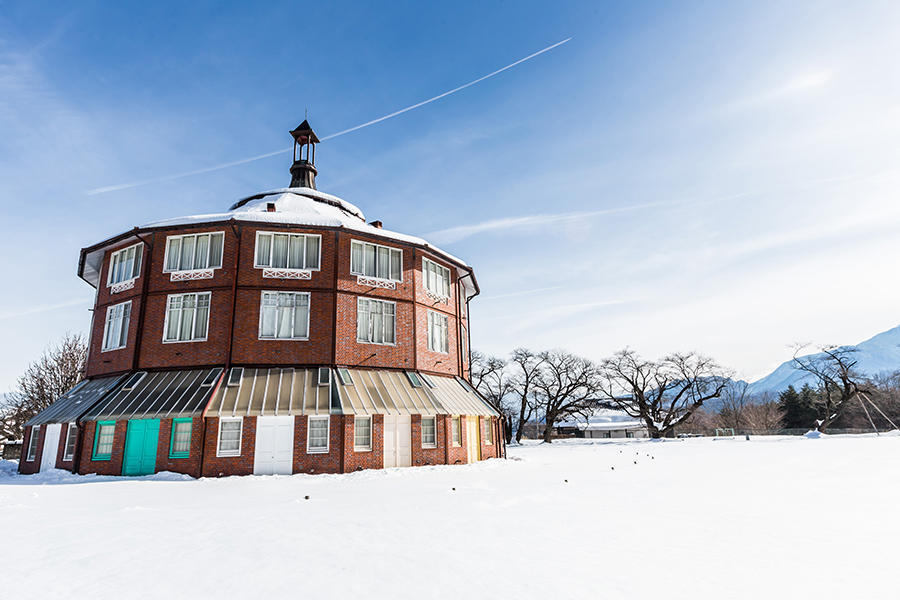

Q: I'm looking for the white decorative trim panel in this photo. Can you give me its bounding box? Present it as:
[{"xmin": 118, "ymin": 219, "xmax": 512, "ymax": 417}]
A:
[
  {"xmin": 170, "ymin": 269, "xmax": 214, "ymax": 282},
  {"xmin": 425, "ymin": 289, "xmax": 450, "ymax": 304},
  {"xmin": 263, "ymin": 268, "xmax": 312, "ymax": 280},
  {"xmin": 357, "ymin": 275, "xmax": 397, "ymax": 290},
  {"xmin": 110, "ymin": 279, "xmax": 135, "ymax": 294}
]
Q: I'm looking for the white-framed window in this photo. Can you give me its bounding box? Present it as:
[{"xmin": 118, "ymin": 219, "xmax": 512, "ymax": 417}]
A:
[
  {"xmin": 419, "ymin": 373, "xmax": 437, "ymax": 388},
  {"xmin": 452, "ymin": 416, "xmax": 461, "ymax": 446},
  {"xmin": 200, "ymin": 368, "xmax": 222, "ymax": 387},
  {"xmin": 422, "ymin": 416, "xmax": 437, "ymax": 448},
  {"xmin": 121, "ymin": 371, "xmax": 146, "ymax": 391},
  {"xmin": 254, "ymin": 232, "xmax": 321, "ymax": 270},
  {"xmin": 482, "ymin": 418, "xmax": 493, "ymax": 445},
  {"xmin": 354, "ymin": 416, "xmax": 372, "ymax": 451},
  {"xmin": 227, "ymin": 367, "xmax": 243, "ymax": 386},
  {"xmin": 405, "ymin": 371, "xmax": 423, "ymax": 388},
  {"xmin": 170, "ymin": 420, "xmax": 192, "ymax": 456},
  {"xmin": 101, "ymin": 301, "xmax": 132, "ymax": 351},
  {"xmin": 94, "ymin": 422, "xmax": 115, "ymax": 457},
  {"xmin": 423, "ymin": 257, "xmax": 451, "ymax": 298},
  {"xmin": 350, "ymin": 240, "xmax": 402, "ymax": 282},
  {"xmin": 258, "ymin": 291, "xmax": 310, "ymax": 340},
  {"xmin": 427, "ymin": 310, "xmax": 449, "ymax": 353},
  {"xmin": 336, "ymin": 368, "xmax": 353, "ymax": 385},
  {"xmin": 63, "ymin": 423, "xmax": 78, "ymax": 461},
  {"xmin": 357, "ymin": 297, "xmax": 396, "ymax": 344},
  {"xmin": 307, "ymin": 416, "xmax": 329, "ymax": 453},
  {"xmin": 164, "ymin": 292, "xmax": 211, "ymax": 342},
  {"xmin": 217, "ymin": 418, "xmax": 242, "ymax": 457},
  {"xmin": 164, "ymin": 232, "xmax": 224, "ymax": 272},
  {"xmin": 107, "ymin": 243, "xmax": 143, "ymax": 286},
  {"xmin": 26, "ymin": 425, "xmax": 40, "ymax": 461},
  {"xmin": 318, "ymin": 367, "xmax": 331, "ymax": 386}
]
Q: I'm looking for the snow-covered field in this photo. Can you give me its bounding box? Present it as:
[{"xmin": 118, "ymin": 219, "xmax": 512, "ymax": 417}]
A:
[{"xmin": 3, "ymin": 435, "xmax": 897, "ymax": 599}]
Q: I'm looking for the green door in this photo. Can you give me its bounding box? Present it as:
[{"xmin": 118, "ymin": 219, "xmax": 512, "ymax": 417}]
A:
[{"xmin": 122, "ymin": 419, "xmax": 160, "ymax": 476}]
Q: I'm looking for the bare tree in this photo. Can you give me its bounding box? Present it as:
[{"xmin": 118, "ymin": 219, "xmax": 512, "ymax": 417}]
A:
[
  {"xmin": 792, "ymin": 345, "xmax": 868, "ymax": 433},
  {"xmin": 1, "ymin": 333, "xmax": 87, "ymax": 441},
  {"xmin": 600, "ymin": 349, "xmax": 730, "ymax": 438},
  {"xmin": 532, "ymin": 350, "xmax": 602, "ymax": 443},
  {"xmin": 470, "ymin": 351, "xmax": 515, "ymax": 444},
  {"xmin": 717, "ymin": 380, "xmax": 750, "ymax": 430},
  {"xmin": 508, "ymin": 348, "xmax": 544, "ymax": 443},
  {"xmin": 742, "ymin": 396, "xmax": 783, "ymax": 431}
]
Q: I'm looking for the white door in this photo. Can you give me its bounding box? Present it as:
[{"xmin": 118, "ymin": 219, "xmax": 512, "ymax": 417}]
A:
[
  {"xmin": 383, "ymin": 415, "xmax": 412, "ymax": 468},
  {"xmin": 40, "ymin": 423, "xmax": 62, "ymax": 472},
  {"xmin": 254, "ymin": 416, "xmax": 295, "ymax": 475}
]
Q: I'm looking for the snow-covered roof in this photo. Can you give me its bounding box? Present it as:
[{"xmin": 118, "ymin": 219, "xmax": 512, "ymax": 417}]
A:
[{"xmin": 79, "ymin": 187, "xmax": 475, "ymax": 291}]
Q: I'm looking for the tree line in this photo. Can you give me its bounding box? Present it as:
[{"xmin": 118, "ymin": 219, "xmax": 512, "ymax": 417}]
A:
[{"xmin": 471, "ymin": 348, "xmax": 731, "ymax": 441}]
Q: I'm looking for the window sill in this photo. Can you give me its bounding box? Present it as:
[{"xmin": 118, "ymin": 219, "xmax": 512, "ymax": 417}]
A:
[
  {"xmin": 162, "ymin": 338, "xmax": 208, "ymax": 344},
  {"xmin": 100, "ymin": 346, "xmax": 126, "ymax": 353},
  {"xmin": 356, "ymin": 340, "xmax": 397, "ymax": 347},
  {"xmin": 353, "ymin": 447, "xmax": 372, "ymax": 453},
  {"xmin": 216, "ymin": 452, "xmax": 241, "ymax": 458},
  {"xmin": 92, "ymin": 456, "xmax": 111, "ymax": 462},
  {"xmin": 108, "ymin": 278, "xmax": 137, "ymax": 294},
  {"xmin": 422, "ymin": 445, "xmax": 438, "ymax": 450},
  {"xmin": 258, "ymin": 337, "xmax": 310, "ymax": 342},
  {"xmin": 306, "ymin": 449, "xmax": 329, "ymax": 454},
  {"xmin": 259, "ymin": 267, "xmax": 315, "ymax": 280},
  {"xmin": 168, "ymin": 454, "xmax": 190, "ymax": 459}
]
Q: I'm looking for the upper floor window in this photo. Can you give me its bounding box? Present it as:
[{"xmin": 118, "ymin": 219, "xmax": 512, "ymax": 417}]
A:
[
  {"xmin": 164, "ymin": 232, "xmax": 224, "ymax": 272},
  {"xmin": 164, "ymin": 292, "xmax": 210, "ymax": 343},
  {"xmin": 350, "ymin": 240, "xmax": 402, "ymax": 282},
  {"xmin": 255, "ymin": 232, "xmax": 321, "ymax": 270},
  {"xmin": 107, "ymin": 243, "xmax": 143, "ymax": 286},
  {"xmin": 259, "ymin": 291, "xmax": 310, "ymax": 340},
  {"xmin": 423, "ymin": 258, "xmax": 451, "ymax": 299},
  {"xmin": 427, "ymin": 310, "xmax": 449, "ymax": 354},
  {"xmin": 102, "ymin": 301, "xmax": 132, "ymax": 351},
  {"xmin": 357, "ymin": 297, "xmax": 396, "ymax": 345}
]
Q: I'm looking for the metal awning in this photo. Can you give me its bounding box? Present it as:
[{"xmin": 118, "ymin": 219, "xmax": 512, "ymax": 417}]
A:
[
  {"xmin": 335, "ymin": 369, "xmax": 443, "ymax": 416},
  {"xmin": 424, "ymin": 375, "xmax": 499, "ymax": 417},
  {"xmin": 82, "ymin": 368, "xmax": 223, "ymax": 421},
  {"xmin": 207, "ymin": 368, "xmax": 339, "ymax": 417},
  {"xmin": 25, "ymin": 375, "xmax": 127, "ymax": 427}
]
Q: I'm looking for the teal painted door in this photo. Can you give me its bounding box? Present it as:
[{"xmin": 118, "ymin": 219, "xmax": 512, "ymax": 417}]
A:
[{"xmin": 122, "ymin": 419, "xmax": 160, "ymax": 476}]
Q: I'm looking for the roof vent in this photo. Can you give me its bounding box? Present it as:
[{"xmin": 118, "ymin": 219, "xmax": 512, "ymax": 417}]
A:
[
  {"xmin": 266, "ymin": 202, "xmax": 276, "ymax": 213},
  {"xmin": 369, "ymin": 220, "xmax": 383, "ymax": 229}
]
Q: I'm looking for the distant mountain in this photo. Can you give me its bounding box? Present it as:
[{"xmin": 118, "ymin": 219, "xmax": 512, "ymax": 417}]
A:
[{"xmin": 749, "ymin": 325, "xmax": 900, "ymax": 395}]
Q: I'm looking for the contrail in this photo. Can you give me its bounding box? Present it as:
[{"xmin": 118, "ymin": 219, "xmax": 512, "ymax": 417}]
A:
[{"xmin": 86, "ymin": 37, "xmax": 572, "ymax": 196}]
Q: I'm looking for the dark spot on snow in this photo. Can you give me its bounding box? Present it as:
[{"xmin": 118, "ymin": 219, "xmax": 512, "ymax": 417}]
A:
[{"xmin": 304, "ymin": 495, "xmax": 310, "ymax": 500}]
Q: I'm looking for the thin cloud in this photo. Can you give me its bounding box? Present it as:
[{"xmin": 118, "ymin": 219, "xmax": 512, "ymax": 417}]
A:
[
  {"xmin": 84, "ymin": 37, "xmax": 572, "ymax": 196},
  {"xmin": 427, "ymin": 201, "xmax": 666, "ymax": 244},
  {"xmin": 0, "ymin": 298, "xmax": 89, "ymax": 321},
  {"xmin": 479, "ymin": 285, "xmax": 564, "ymax": 301}
]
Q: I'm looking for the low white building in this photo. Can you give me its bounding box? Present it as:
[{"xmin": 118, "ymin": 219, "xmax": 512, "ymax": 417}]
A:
[{"xmin": 557, "ymin": 409, "xmax": 648, "ymax": 439}]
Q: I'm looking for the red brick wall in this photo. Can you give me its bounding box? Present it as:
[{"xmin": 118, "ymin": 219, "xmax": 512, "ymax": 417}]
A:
[
  {"xmin": 343, "ymin": 414, "xmax": 384, "ymax": 472},
  {"xmin": 201, "ymin": 416, "xmax": 257, "ymax": 477},
  {"xmin": 78, "ymin": 420, "xmax": 127, "ymax": 476},
  {"xmin": 414, "ymin": 303, "xmax": 459, "ymax": 376},
  {"xmin": 293, "ymin": 415, "xmax": 343, "ymax": 474},
  {"xmin": 334, "ymin": 292, "xmax": 416, "ymax": 369},
  {"xmin": 447, "ymin": 415, "xmax": 468, "ymax": 465},
  {"xmin": 230, "ymin": 289, "xmax": 334, "ymax": 365},
  {"xmin": 411, "ymin": 414, "xmax": 446, "ymax": 466},
  {"xmin": 479, "ymin": 416, "xmax": 500, "ymax": 460},
  {"xmin": 18, "ymin": 425, "xmax": 43, "ymax": 474},
  {"xmin": 55, "ymin": 422, "xmax": 76, "ymax": 471},
  {"xmin": 154, "ymin": 417, "xmax": 204, "ymax": 477}
]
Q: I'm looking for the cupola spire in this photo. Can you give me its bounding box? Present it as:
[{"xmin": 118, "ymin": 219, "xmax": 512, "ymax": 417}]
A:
[{"xmin": 289, "ymin": 120, "xmax": 319, "ymax": 189}]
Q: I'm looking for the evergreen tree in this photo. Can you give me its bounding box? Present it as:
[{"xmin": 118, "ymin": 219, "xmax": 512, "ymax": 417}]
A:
[
  {"xmin": 778, "ymin": 385, "xmax": 817, "ymax": 429},
  {"xmin": 797, "ymin": 384, "xmax": 821, "ymax": 427}
]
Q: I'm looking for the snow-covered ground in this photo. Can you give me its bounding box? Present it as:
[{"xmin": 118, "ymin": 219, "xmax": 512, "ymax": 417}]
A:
[{"xmin": 3, "ymin": 435, "xmax": 898, "ymax": 599}]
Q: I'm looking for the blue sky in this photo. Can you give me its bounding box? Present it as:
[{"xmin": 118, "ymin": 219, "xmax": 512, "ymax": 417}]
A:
[{"xmin": 1, "ymin": 1, "xmax": 899, "ymax": 391}]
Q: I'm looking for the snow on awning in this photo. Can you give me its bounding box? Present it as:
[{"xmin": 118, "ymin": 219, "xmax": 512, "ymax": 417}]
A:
[
  {"xmin": 207, "ymin": 368, "xmax": 337, "ymax": 417},
  {"xmin": 25, "ymin": 375, "xmax": 127, "ymax": 426},
  {"xmin": 82, "ymin": 368, "xmax": 223, "ymax": 421}
]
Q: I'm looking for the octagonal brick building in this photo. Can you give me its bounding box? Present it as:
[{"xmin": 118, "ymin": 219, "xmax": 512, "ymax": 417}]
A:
[{"xmin": 20, "ymin": 122, "xmax": 502, "ymax": 477}]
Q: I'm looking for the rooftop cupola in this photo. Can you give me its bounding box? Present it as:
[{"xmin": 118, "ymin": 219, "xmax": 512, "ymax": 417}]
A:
[{"xmin": 289, "ymin": 120, "xmax": 320, "ymax": 189}]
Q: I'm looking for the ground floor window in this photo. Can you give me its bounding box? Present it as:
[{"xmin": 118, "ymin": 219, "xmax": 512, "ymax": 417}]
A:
[
  {"xmin": 63, "ymin": 423, "xmax": 78, "ymax": 461},
  {"xmin": 308, "ymin": 416, "xmax": 329, "ymax": 453},
  {"xmin": 422, "ymin": 416, "xmax": 437, "ymax": 448},
  {"xmin": 452, "ymin": 416, "xmax": 462, "ymax": 446},
  {"xmin": 93, "ymin": 421, "xmax": 115, "ymax": 460},
  {"xmin": 354, "ymin": 416, "xmax": 372, "ymax": 451},
  {"xmin": 26, "ymin": 426, "xmax": 40, "ymax": 461},
  {"xmin": 170, "ymin": 418, "xmax": 192, "ymax": 458},
  {"xmin": 482, "ymin": 418, "xmax": 493, "ymax": 445},
  {"xmin": 217, "ymin": 419, "xmax": 242, "ymax": 457}
]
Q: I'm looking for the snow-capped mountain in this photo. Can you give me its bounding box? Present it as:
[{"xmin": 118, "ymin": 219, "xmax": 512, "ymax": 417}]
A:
[{"xmin": 749, "ymin": 325, "xmax": 900, "ymax": 394}]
